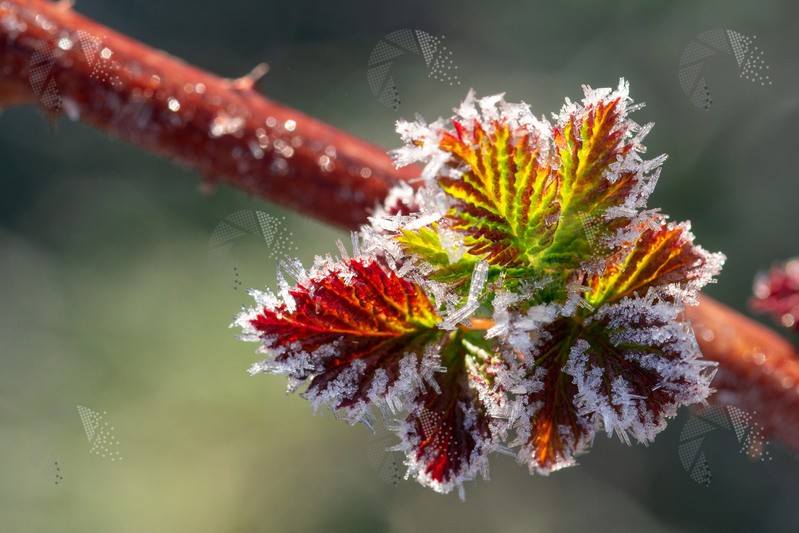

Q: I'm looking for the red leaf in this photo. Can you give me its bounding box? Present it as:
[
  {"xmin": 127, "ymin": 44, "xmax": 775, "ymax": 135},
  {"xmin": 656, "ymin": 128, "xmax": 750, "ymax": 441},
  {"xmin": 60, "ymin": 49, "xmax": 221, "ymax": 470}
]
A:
[
  {"xmin": 246, "ymin": 259, "xmax": 441, "ymax": 415},
  {"xmin": 566, "ymin": 297, "xmax": 714, "ymax": 445},
  {"xmin": 513, "ymin": 320, "xmax": 594, "ymax": 474},
  {"xmin": 400, "ymin": 334, "xmax": 498, "ymax": 496}
]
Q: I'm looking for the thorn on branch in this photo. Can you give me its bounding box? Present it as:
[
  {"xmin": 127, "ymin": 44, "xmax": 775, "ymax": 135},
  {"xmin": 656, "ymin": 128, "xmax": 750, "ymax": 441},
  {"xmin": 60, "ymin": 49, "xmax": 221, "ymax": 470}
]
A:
[{"xmin": 224, "ymin": 63, "xmax": 269, "ymax": 92}]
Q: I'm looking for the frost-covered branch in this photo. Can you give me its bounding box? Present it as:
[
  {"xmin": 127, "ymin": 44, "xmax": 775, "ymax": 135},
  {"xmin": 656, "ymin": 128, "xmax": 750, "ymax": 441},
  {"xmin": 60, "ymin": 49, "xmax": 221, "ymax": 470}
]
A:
[{"xmin": 0, "ymin": 0, "xmax": 418, "ymax": 229}]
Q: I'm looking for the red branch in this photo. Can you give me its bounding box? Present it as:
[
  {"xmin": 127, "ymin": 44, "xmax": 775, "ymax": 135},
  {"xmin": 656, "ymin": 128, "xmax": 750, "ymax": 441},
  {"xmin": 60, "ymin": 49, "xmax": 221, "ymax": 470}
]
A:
[
  {"xmin": 0, "ymin": 0, "xmax": 418, "ymax": 229},
  {"xmin": 2, "ymin": 0, "xmax": 798, "ymax": 451},
  {"xmin": 688, "ymin": 297, "xmax": 799, "ymax": 451}
]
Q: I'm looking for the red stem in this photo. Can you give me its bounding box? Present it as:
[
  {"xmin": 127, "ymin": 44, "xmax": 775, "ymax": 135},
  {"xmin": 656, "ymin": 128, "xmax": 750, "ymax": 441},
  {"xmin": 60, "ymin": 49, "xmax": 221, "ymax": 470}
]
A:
[
  {"xmin": 0, "ymin": 0, "xmax": 418, "ymax": 229},
  {"xmin": 2, "ymin": 0, "xmax": 798, "ymax": 451},
  {"xmin": 688, "ymin": 296, "xmax": 799, "ymax": 451}
]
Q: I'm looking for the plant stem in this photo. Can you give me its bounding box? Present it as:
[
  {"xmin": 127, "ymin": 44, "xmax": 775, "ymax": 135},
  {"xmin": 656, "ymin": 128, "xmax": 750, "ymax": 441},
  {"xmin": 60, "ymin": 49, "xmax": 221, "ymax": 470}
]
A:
[
  {"xmin": 2, "ymin": 0, "xmax": 798, "ymax": 451},
  {"xmin": 687, "ymin": 296, "xmax": 799, "ymax": 452},
  {"xmin": 0, "ymin": 0, "xmax": 418, "ymax": 229}
]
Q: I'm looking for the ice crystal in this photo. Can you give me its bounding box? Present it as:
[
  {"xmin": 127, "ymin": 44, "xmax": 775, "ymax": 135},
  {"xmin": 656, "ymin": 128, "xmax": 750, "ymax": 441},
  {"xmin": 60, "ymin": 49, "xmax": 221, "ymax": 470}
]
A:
[{"xmin": 235, "ymin": 80, "xmax": 724, "ymax": 497}]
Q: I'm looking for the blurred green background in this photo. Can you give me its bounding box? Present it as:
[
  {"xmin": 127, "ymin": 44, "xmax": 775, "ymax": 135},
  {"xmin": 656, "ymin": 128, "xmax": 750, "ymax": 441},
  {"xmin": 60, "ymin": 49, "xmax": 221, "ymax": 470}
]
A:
[{"xmin": 2, "ymin": 0, "xmax": 799, "ymax": 531}]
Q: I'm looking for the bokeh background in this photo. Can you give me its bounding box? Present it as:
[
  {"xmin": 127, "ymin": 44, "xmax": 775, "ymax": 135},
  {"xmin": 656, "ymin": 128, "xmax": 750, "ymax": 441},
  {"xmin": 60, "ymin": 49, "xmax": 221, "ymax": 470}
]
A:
[{"xmin": 2, "ymin": 0, "xmax": 799, "ymax": 531}]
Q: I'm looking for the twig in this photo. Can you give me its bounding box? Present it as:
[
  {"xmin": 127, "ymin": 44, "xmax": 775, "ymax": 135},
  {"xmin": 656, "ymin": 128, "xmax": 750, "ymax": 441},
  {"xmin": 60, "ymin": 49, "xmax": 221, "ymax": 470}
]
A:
[
  {"xmin": 688, "ymin": 296, "xmax": 799, "ymax": 451},
  {"xmin": 0, "ymin": 0, "xmax": 418, "ymax": 229},
  {"xmin": 2, "ymin": 0, "xmax": 797, "ymax": 451}
]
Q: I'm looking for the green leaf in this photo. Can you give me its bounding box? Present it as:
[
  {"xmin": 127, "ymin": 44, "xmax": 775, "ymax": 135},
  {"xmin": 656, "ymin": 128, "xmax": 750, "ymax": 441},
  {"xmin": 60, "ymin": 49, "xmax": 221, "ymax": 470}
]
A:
[
  {"xmin": 542, "ymin": 97, "xmax": 641, "ymax": 267},
  {"xmin": 397, "ymin": 225, "xmax": 482, "ymax": 286},
  {"xmin": 437, "ymin": 120, "xmax": 560, "ymax": 268}
]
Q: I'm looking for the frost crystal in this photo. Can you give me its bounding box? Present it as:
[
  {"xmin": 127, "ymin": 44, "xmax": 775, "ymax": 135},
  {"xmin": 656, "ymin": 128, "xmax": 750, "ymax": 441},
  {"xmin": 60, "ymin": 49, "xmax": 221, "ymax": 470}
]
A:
[{"xmin": 235, "ymin": 80, "xmax": 725, "ymax": 497}]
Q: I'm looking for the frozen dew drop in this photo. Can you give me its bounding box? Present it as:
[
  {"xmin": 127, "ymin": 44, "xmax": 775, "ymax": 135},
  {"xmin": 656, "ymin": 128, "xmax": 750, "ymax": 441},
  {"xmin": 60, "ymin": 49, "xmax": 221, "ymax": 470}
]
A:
[
  {"xmin": 35, "ymin": 14, "xmax": 54, "ymax": 32},
  {"xmin": 319, "ymin": 155, "xmax": 333, "ymax": 172},
  {"xmin": 249, "ymin": 140, "xmax": 264, "ymax": 160},
  {"xmin": 270, "ymin": 158, "xmax": 289, "ymax": 175},
  {"xmin": 57, "ymin": 36, "xmax": 73, "ymax": 50},
  {"xmin": 209, "ymin": 112, "xmax": 245, "ymax": 138}
]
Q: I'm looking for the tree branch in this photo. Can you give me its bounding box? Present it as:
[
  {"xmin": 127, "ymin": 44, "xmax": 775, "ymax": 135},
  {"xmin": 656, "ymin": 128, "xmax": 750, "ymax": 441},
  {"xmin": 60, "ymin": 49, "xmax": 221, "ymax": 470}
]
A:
[
  {"xmin": 688, "ymin": 296, "xmax": 799, "ymax": 451},
  {"xmin": 0, "ymin": 0, "xmax": 418, "ymax": 229},
  {"xmin": 3, "ymin": 0, "xmax": 798, "ymax": 451}
]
